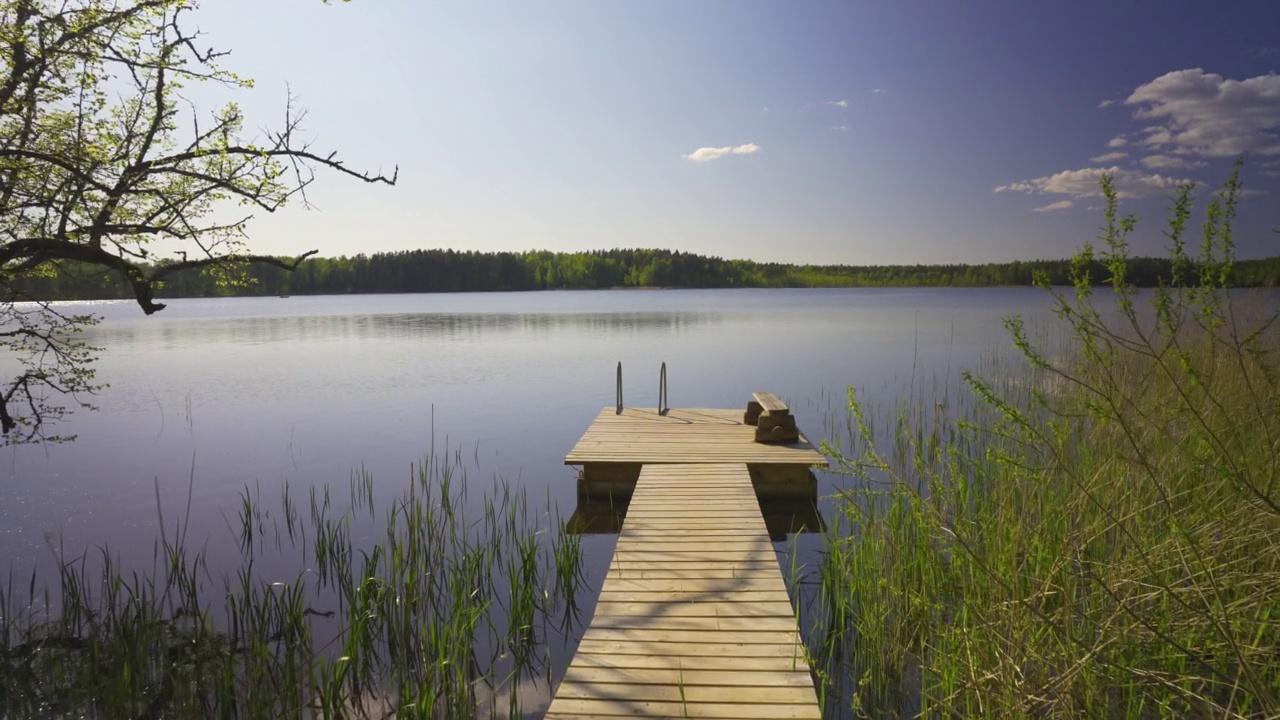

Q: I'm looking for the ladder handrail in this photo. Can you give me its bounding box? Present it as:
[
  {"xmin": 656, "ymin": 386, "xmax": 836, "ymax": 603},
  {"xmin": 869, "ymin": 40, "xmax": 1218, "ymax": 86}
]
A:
[
  {"xmin": 616, "ymin": 361, "xmax": 623, "ymax": 414},
  {"xmin": 658, "ymin": 362, "xmax": 669, "ymax": 416}
]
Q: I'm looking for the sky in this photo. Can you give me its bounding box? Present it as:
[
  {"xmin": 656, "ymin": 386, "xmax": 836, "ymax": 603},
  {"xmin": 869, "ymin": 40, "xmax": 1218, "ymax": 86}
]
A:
[{"xmin": 183, "ymin": 0, "xmax": 1280, "ymax": 265}]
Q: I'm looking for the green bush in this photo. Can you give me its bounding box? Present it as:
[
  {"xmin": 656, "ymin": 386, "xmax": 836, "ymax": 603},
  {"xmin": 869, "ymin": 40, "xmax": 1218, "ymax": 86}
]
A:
[{"xmin": 815, "ymin": 162, "xmax": 1280, "ymax": 718}]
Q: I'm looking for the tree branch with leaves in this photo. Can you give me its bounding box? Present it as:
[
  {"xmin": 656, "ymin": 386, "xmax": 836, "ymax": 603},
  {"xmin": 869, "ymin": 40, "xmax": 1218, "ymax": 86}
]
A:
[{"xmin": 0, "ymin": 0, "xmax": 395, "ymax": 443}]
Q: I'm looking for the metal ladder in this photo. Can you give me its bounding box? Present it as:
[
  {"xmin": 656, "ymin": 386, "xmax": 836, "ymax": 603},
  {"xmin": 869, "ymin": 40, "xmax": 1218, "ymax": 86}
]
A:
[{"xmin": 615, "ymin": 361, "xmax": 669, "ymax": 416}]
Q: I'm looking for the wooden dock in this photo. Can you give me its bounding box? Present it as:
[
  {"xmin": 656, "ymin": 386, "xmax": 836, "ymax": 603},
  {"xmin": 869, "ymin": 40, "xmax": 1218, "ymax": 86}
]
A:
[
  {"xmin": 566, "ymin": 408, "xmax": 824, "ymax": 466},
  {"xmin": 567, "ymin": 408, "xmax": 827, "ymax": 502},
  {"xmin": 549, "ymin": 396, "xmax": 826, "ymax": 718}
]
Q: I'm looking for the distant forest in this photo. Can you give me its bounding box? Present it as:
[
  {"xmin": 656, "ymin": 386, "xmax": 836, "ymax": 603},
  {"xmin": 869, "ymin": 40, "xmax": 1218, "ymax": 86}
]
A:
[{"xmin": 10, "ymin": 248, "xmax": 1280, "ymax": 301}]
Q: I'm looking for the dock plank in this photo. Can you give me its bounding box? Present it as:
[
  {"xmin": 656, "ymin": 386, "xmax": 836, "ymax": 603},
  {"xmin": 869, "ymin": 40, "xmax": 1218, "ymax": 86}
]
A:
[
  {"xmin": 568, "ymin": 651, "xmax": 808, "ymax": 672},
  {"xmin": 565, "ymin": 409, "xmax": 828, "ymax": 466},
  {"xmin": 546, "ymin": 698, "xmax": 820, "ymax": 719},
  {"xmin": 590, "ymin": 601, "xmax": 798, "ymax": 618},
  {"xmin": 563, "ymin": 666, "xmax": 815, "ymax": 687},
  {"xmin": 547, "ymin": 463, "xmax": 821, "ymax": 718}
]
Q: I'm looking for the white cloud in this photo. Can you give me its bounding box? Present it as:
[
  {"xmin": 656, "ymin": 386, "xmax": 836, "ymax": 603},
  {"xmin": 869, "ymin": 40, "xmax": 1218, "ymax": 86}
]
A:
[
  {"xmin": 1108, "ymin": 136, "xmax": 1128, "ymax": 148},
  {"xmin": 994, "ymin": 181, "xmax": 1035, "ymax": 193},
  {"xmin": 829, "ymin": 100, "xmax": 849, "ymax": 108},
  {"xmin": 1090, "ymin": 152, "xmax": 1128, "ymax": 163},
  {"xmin": 1140, "ymin": 154, "xmax": 1206, "ymax": 170},
  {"xmin": 1032, "ymin": 200, "xmax": 1074, "ymax": 212},
  {"xmin": 683, "ymin": 143, "xmax": 760, "ymax": 162},
  {"xmin": 1124, "ymin": 69, "xmax": 1280, "ymax": 157},
  {"xmin": 831, "ymin": 125, "xmax": 849, "ymax": 131},
  {"xmin": 1098, "ymin": 99, "xmax": 1116, "ymax": 108},
  {"xmin": 1261, "ymin": 170, "xmax": 1280, "ymax": 177},
  {"xmin": 1140, "ymin": 127, "xmax": 1175, "ymax": 146},
  {"xmin": 995, "ymin": 166, "xmax": 1189, "ymax": 199},
  {"xmin": 872, "ymin": 88, "xmax": 887, "ymax": 95}
]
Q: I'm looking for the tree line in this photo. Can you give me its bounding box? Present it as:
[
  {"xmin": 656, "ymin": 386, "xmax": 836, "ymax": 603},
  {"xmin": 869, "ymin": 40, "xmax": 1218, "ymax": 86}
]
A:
[{"xmin": 9, "ymin": 248, "xmax": 1280, "ymax": 301}]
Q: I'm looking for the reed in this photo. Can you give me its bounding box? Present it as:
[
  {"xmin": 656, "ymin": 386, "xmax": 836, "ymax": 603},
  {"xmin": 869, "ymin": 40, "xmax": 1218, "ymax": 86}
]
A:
[
  {"xmin": 809, "ymin": 164, "xmax": 1280, "ymax": 718},
  {"xmin": 0, "ymin": 442, "xmax": 584, "ymax": 719}
]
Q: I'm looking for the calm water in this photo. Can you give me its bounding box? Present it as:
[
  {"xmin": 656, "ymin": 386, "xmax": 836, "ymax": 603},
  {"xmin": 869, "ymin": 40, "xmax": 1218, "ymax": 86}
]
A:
[
  {"xmin": 2, "ymin": 287, "xmax": 1064, "ymax": 713},
  {"xmin": 2, "ymin": 288, "xmax": 1054, "ymax": 571}
]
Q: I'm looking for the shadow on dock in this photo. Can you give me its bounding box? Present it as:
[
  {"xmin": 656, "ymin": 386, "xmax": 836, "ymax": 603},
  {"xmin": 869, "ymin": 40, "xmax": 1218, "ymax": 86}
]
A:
[{"xmin": 566, "ymin": 484, "xmax": 825, "ymax": 541}]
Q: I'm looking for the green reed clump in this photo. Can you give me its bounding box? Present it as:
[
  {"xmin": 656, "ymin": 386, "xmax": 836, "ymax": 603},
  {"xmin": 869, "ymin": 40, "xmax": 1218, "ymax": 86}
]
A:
[
  {"xmin": 0, "ymin": 443, "xmax": 584, "ymax": 719},
  {"xmin": 811, "ymin": 162, "xmax": 1280, "ymax": 719}
]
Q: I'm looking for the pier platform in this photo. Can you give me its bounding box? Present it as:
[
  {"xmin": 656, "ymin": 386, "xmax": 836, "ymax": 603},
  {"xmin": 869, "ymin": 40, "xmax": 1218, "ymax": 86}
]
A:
[
  {"xmin": 545, "ymin": 463, "xmax": 822, "ymax": 719},
  {"xmin": 550, "ymin": 395, "xmax": 827, "ymax": 718},
  {"xmin": 566, "ymin": 407, "xmax": 827, "ymax": 501}
]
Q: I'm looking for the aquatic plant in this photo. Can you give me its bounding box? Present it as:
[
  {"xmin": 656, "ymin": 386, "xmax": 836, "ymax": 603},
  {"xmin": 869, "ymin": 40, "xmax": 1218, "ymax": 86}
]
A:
[
  {"xmin": 0, "ymin": 443, "xmax": 584, "ymax": 718},
  {"xmin": 810, "ymin": 162, "xmax": 1280, "ymax": 718}
]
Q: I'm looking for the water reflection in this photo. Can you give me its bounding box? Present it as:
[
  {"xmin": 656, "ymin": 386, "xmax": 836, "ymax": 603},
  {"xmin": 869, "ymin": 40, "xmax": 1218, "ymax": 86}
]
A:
[
  {"xmin": 6, "ymin": 288, "xmax": 1065, "ymax": 595},
  {"xmin": 8, "ymin": 288, "xmax": 1277, "ymax": 718},
  {"xmin": 0, "ymin": 288, "xmax": 1093, "ymax": 719},
  {"xmin": 567, "ymin": 488, "xmax": 825, "ymax": 541},
  {"xmin": 85, "ymin": 310, "xmax": 730, "ymax": 348}
]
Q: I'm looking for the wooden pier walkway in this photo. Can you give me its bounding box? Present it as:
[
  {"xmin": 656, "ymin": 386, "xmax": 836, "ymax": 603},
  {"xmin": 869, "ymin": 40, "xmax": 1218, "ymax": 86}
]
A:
[
  {"xmin": 566, "ymin": 407, "xmax": 824, "ymax": 466},
  {"xmin": 546, "ymin": 461, "xmax": 822, "ymax": 719},
  {"xmin": 566, "ymin": 407, "xmax": 828, "ymax": 505}
]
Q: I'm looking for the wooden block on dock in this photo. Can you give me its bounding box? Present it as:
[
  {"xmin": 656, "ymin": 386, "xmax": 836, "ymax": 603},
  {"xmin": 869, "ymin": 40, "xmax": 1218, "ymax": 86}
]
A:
[
  {"xmin": 753, "ymin": 396, "xmax": 799, "ymax": 444},
  {"xmin": 756, "ymin": 431, "xmax": 799, "ymax": 444},
  {"xmin": 746, "ymin": 391, "xmax": 789, "ymax": 428},
  {"xmin": 752, "ymin": 391, "xmax": 790, "ymax": 416},
  {"xmin": 755, "ymin": 424, "xmax": 800, "ymax": 444}
]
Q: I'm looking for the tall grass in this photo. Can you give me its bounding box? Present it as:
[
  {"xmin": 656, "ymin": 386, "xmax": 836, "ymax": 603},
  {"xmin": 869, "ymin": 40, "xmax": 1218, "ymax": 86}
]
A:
[
  {"xmin": 0, "ymin": 443, "xmax": 584, "ymax": 718},
  {"xmin": 809, "ymin": 164, "xmax": 1280, "ymax": 718}
]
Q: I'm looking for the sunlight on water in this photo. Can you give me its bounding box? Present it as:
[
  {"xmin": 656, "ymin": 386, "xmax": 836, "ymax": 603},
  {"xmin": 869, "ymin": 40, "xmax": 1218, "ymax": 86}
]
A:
[{"xmin": 2, "ymin": 288, "xmax": 1055, "ymax": 578}]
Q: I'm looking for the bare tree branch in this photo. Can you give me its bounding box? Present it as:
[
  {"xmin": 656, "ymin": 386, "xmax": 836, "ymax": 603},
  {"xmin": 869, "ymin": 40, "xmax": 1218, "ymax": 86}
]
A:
[
  {"xmin": 148, "ymin": 249, "xmax": 320, "ymax": 287},
  {"xmin": 0, "ymin": 0, "xmax": 396, "ymax": 442}
]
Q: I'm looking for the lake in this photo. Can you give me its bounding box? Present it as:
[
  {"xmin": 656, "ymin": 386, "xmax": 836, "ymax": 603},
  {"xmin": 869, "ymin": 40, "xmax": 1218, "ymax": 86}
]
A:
[
  {"xmin": 2, "ymin": 288, "xmax": 1055, "ymax": 570},
  {"xmin": 1, "ymin": 287, "xmax": 1070, "ymax": 714}
]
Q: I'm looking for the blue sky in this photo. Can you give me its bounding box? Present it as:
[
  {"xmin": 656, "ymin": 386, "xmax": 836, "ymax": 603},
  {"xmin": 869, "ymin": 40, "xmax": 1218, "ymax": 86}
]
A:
[{"xmin": 188, "ymin": 1, "xmax": 1280, "ymax": 264}]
